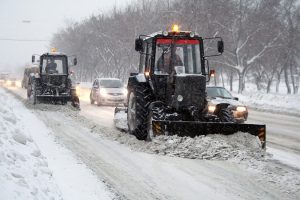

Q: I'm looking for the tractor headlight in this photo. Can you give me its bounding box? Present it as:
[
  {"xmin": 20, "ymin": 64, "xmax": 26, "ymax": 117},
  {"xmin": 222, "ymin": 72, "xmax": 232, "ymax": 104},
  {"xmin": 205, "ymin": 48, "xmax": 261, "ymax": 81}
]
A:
[
  {"xmin": 177, "ymin": 95, "xmax": 183, "ymax": 102},
  {"xmin": 100, "ymin": 89, "xmax": 107, "ymax": 96},
  {"xmin": 236, "ymin": 106, "xmax": 247, "ymax": 112},
  {"xmin": 208, "ymin": 105, "xmax": 216, "ymax": 113},
  {"xmin": 6, "ymin": 80, "xmax": 11, "ymax": 85},
  {"xmin": 163, "ymin": 31, "xmax": 168, "ymax": 36}
]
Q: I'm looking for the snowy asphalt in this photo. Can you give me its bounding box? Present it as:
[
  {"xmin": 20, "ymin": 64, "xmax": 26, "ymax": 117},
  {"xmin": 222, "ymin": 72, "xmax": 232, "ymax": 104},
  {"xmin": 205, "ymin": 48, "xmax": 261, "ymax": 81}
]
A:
[{"xmin": 2, "ymin": 85, "xmax": 300, "ymax": 200}]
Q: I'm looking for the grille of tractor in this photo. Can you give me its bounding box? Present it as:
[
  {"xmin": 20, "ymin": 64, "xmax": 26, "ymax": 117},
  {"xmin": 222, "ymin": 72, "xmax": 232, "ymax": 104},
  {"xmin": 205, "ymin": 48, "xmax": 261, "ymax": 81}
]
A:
[{"xmin": 173, "ymin": 75, "xmax": 206, "ymax": 110}]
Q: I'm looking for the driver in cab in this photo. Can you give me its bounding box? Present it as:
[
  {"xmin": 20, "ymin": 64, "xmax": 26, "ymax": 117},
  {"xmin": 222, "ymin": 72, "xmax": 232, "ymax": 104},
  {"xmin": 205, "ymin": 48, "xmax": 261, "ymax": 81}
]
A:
[
  {"xmin": 45, "ymin": 58, "xmax": 57, "ymax": 74},
  {"xmin": 156, "ymin": 48, "xmax": 183, "ymax": 74}
]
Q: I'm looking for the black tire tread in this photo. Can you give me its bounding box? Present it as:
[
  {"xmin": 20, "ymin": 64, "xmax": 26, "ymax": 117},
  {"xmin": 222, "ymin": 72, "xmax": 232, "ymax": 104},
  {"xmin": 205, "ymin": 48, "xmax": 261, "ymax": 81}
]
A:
[
  {"xmin": 218, "ymin": 108, "xmax": 235, "ymax": 122},
  {"xmin": 133, "ymin": 84, "xmax": 153, "ymax": 140}
]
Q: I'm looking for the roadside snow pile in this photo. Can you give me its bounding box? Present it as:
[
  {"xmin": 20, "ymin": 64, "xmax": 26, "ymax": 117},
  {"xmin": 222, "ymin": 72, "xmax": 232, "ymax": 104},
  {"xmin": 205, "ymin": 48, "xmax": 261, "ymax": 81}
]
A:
[
  {"xmin": 113, "ymin": 110, "xmax": 128, "ymax": 131},
  {"xmin": 0, "ymin": 93, "xmax": 62, "ymax": 200}
]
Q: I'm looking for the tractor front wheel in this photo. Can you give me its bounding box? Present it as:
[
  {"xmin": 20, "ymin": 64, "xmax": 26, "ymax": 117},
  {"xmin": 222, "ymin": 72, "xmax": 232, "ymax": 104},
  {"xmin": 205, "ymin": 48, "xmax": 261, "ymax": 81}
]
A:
[{"xmin": 127, "ymin": 84, "xmax": 152, "ymax": 140}]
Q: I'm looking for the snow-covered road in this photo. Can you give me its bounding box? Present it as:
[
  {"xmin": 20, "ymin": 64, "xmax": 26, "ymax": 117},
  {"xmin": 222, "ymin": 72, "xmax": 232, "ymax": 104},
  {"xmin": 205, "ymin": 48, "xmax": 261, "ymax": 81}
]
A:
[
  {"xmin": 2, "ymin": 86, "xmax": 300, "ymax": 200},
  {"xmin": 248, "ymin": 109, "xmax": 300, "ymax": 153}
]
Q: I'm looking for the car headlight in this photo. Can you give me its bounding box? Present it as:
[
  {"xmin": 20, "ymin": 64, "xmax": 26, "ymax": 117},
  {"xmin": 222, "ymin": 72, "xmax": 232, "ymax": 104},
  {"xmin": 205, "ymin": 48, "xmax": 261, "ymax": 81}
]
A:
[
  {"xmin": 7, "ymin": 80, "xmax": 11, "ymax": 85},
  {"xmin": 208, "ymin": 105, "xmax": 216, "ymax": 113},
  {"xmin": 236, "ymin": 106, "xmax": 247, "ymax": 112},
  {"xmin": 100, "ymin": 89, "xmax": 107, "ymax": 96},
  {"xmin": 122, "ymin": 88, "xmax": 128, "ymax": 96}
]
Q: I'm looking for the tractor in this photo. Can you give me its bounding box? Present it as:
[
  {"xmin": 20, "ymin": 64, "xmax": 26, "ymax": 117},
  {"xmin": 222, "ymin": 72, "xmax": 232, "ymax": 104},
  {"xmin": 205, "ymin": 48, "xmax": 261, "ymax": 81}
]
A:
[
  {"xmin": 117, "ymin": 26, "xmax": 266, "ymax": 148},
  {"xmin": 27, "ymin": 50, "xmax": 80, "ymax": 108}
]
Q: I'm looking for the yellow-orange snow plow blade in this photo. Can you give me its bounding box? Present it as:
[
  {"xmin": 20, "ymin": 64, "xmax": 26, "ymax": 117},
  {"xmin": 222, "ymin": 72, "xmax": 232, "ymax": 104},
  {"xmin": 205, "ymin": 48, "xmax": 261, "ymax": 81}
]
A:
[{"xmin": 152, "ymin": 120, "xmax": 266, "ymax": 149}]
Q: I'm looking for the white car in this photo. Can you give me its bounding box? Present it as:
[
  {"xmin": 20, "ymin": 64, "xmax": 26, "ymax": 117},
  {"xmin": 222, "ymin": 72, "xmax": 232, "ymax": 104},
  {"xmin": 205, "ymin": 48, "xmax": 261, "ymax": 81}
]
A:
[{"xmin": 90, "ymin": 78, "xmax": 127, "ymax": 106}]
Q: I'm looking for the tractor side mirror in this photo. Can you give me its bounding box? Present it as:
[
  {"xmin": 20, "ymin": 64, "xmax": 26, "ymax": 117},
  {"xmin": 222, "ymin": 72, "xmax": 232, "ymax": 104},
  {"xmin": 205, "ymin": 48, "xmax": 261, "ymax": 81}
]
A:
[
  {"xmin": 135, "ymin": 38, "xmax": 143, "ymax": 52},
  {"xmin": 217, "ymin": 40, "xmax": 224, "ymax": 53},
  {"xmin": 73, "ymin": 58, "xmax": 77, "ymax": 66},
  {"xmin": 233, "ymin": 97, "xmax": 239, "ymax": 101},
  {"xmin": 32, "ymin": 55, "xmax": 35, "ymax": 63}
]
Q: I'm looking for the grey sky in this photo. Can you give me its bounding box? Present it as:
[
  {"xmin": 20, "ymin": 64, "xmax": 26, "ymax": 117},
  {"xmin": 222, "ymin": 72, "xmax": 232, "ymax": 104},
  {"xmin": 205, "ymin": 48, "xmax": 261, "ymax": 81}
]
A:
[{"xmin": 0, "ymin": 0, "xmax": 131, "ymax": 73}]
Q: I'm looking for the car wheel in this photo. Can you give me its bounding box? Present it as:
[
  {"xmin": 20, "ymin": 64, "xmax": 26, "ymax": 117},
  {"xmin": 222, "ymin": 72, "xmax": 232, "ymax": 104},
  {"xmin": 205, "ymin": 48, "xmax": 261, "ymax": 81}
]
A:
[
  {"xmin": 90, "ymin": 93, "xmax": 95, "ymax": 104},
  {"xmin": 97, "ymin": 96, "xmax": 101, "ymax": 106}
]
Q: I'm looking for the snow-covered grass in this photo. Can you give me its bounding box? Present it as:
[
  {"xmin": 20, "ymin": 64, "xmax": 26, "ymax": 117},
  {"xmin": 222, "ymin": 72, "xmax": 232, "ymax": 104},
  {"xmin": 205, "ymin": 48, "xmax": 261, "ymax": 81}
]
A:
[{"xmin": 0, "ymin": 88, "xmax": 115, "ymax": 200}]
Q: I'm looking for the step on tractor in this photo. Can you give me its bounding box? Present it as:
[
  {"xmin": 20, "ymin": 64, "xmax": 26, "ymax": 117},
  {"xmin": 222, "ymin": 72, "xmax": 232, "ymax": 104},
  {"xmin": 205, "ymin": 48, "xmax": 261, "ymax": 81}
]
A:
[
  {"xmin": 27, "ymin": 49, "xmax": 80, "ymax": 108},
  {"xmin": 116, "ymin": 25, "xmax": 266, "ymax": 148}
]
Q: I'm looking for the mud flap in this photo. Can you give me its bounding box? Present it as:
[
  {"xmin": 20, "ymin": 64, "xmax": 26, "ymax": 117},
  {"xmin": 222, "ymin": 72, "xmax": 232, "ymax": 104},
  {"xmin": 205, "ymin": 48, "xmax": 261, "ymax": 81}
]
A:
[{"xmin": 152, "ymin": 120, "xmax": 266, "ymax": 149}]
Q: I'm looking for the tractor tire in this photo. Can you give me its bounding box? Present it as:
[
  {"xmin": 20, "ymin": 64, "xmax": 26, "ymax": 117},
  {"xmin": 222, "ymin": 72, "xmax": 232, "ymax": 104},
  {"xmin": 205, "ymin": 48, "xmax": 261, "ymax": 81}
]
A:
[
  {"xmin": 218, "ymin": 108, "xmax": 236, "ymax": 123},
  {"xmin": 72, "ymin": 96, "xmax": 80, "ymax": 109},
  {"xmin": 28, "ymin": 80, "xmax": 37, "ymax": 105},
  {"xmin": 127, "ymin": 84, "xmax": 152, "ymax": 140}
]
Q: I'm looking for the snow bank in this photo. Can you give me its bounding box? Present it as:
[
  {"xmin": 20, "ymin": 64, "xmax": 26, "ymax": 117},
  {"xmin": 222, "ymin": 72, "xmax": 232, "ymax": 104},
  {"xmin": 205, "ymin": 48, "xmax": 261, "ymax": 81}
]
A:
[
  {"xmin": 0, "ymin": 88, "xmax": 115, "ymax": 200},
  {"xmin": 0, "ymin": 92, "xmax": 62, "ymax": 200},
  {"xmin": 113, "ymin": 109, "xmax": 128, "ymax": 131}
]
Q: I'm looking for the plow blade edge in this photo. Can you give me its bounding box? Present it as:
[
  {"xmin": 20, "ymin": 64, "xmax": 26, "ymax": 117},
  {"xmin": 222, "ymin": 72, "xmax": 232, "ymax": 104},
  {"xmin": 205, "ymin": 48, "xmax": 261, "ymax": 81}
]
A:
[{"xmin": 152, "ymin": 120, "xmax": 266, "ymax": 149}]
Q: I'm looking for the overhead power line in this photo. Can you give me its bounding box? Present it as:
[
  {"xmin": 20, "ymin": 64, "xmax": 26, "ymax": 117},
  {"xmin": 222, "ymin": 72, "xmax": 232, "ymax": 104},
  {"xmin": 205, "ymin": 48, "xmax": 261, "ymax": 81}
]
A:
[{"xmin": 0, "ymin": 38, "xmax": 49, "ymax": 42}]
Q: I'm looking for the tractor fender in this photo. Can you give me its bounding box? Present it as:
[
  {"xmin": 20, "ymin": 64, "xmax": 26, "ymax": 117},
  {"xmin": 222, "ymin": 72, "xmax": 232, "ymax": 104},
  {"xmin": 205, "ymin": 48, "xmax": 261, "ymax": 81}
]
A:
[{"xmin": 127, "ymin": 73, "xmax": 147, "ymax": 92}]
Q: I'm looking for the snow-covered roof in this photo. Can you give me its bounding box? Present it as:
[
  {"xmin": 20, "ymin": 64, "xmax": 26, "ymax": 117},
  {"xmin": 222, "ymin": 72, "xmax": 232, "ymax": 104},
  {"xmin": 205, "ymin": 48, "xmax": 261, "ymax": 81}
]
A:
[
  {"xmin": 141, "ymin": 31, "xmax": 200, "ymax": 40},
  {"xmin": 42, "ymin": 52, "xmax": 66, "ymax": 56}
]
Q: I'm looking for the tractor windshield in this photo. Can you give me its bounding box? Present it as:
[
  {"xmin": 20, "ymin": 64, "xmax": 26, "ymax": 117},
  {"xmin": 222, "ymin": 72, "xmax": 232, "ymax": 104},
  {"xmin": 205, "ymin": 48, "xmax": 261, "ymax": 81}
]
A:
[
  {"xmin": 41, "ymin": 56, "xmax": 67, "ymax": 75},
  {"xmin": 155, "ymin": 39, "xmax": 202, "ymax": 75}
]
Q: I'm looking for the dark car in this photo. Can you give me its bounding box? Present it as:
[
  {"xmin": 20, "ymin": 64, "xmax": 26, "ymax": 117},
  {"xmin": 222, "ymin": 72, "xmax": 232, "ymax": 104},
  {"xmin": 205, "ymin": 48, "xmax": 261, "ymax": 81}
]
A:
[{"xmin": 206, "ymin": 86, "xmax": 248, "ymax": 123}]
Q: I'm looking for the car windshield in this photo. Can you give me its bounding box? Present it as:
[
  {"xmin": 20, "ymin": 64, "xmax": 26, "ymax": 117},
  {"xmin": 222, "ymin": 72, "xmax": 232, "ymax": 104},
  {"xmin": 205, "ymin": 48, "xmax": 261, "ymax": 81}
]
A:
[
  {"xmin": 41, "ymin": 56, "xmax": 67, "ymax": 74},
  {"xmin": 206, "ymin": 87, "xmax": 233, "ymax": 99},
  {"xmin": 155, "ymin": 39, "xmax": 202, "ymax": 75},
  {"xmin": 100, "ymin": 80, "xmax": 122, "ymax": 88}
]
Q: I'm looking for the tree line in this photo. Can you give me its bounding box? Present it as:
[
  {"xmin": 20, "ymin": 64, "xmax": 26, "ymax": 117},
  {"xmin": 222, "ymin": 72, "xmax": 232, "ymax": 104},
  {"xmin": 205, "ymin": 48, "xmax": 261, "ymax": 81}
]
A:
[{"xmin": 51, "ymin": 0, "xmax": 300, "ymax": 94}]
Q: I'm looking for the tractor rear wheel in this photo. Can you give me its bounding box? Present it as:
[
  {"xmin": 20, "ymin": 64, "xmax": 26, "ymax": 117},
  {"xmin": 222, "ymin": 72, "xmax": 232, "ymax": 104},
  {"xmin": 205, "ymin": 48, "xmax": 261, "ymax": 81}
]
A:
[
  {"xmin": 27, "ymin": 80, "xmax": 37, "ymax": 105},
  {"xmin": 127, "ymin": 84, "xmax": 152, "ymax": 140}
]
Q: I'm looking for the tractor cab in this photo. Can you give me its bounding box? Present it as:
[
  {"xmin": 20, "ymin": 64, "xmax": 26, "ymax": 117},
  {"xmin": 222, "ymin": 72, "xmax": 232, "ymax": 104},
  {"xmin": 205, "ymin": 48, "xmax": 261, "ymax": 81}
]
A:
[
  {"xmin": 27, "ymin": 49, "xmax": 79, "ymax": 108},
  {"xmin": 134, "ymin": 26, "xmax": 223, "ymax": 109}
]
